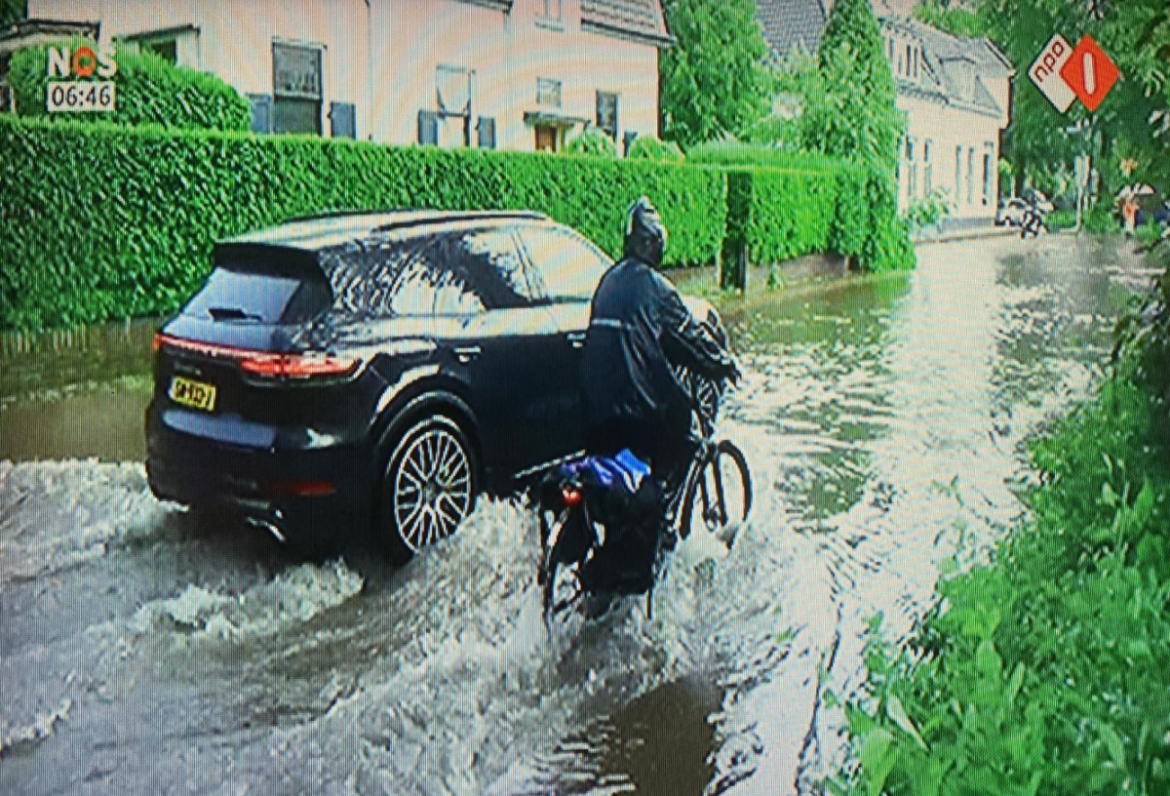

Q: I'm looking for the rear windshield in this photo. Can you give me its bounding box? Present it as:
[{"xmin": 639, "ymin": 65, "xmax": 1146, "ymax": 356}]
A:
[{"xmin": 183, "ymin": 266, "xmax": 332, "ymax": 325}]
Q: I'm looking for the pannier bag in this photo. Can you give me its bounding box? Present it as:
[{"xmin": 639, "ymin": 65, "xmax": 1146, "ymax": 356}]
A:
[{"xmin": 558, "ymin": 449, "xmax": 664, "ymax": 594}]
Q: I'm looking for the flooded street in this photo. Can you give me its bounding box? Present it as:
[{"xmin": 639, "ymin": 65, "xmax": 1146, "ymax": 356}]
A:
[{"xmin": 0, "ymin": 235, "xmax": 1156, "ymax": 795}]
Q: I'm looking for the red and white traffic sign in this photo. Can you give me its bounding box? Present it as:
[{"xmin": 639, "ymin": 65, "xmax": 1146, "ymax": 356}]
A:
[
  {"xmin": 1059, "ymin": 35, "xmax": 1118, "ymax": 113},
  {"xmin": 1029, "ymin": 33, "xmax": 1076, "ymax": 112}
]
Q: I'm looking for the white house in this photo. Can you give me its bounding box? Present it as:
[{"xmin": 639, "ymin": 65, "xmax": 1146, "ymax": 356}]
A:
[
  {"xmin": 24, "ymin": 0, "xmax": 671, "ymax": 153},
  {"xmin": 754, "ymin": 0, "xmax": 1014, "ymax": 223}
]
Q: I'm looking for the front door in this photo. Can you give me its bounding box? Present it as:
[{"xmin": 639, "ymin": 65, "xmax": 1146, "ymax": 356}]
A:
[{"xmin": 535, "ymin": 124, "xmax": 557, "ymax": 152}]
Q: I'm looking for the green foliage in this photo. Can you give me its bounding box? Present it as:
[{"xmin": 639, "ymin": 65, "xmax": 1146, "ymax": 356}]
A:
[
  {"xmin": 8, "ymin": 39, "xmax": 249, "ymax": 132},
  {"xmin": 1046, "ymin": 208, "xmax": 1076, "ymax": 231},
  {"xmin": 717, "ymin": 152, "xmax": 914, "ymax": 281},
  {"xmin": 802, "ymin": 0, "xmax": 903, "ymax": 171},
  {"xmin": 563, "ymin": 126, "xmax": 618, "ymax": 158},
  {"xmin": 1115, "ymin": 238, "xmax": 1170, "ymax": 431},
  {"xmin": 913, "ymin": 1, "xmax": 985, "ymax": 38},
  {"xmin": 625, "ymin": 136, "xmax": 684, "ymax": 163},
  {"xmin": 830, "ymin": 360, "xmax": 1170, "ymax": 795},
  {"xmin": 688, "ymin": 140, "xmax": 848, "ymax": 172},
  {"xmin": 902, "ymin": 191, "xmax": 953, "ymax": 232},
  {"xmin": 0, "ymin": 0, "xmax": 25, "ymax": 27},
  {"xmin": 943, "ymin": 0, "xmax": 1170, "ymax": 202},
  {"xmin": 659, "ymin": 0, "xmax": 777, "ymax": 147},
  {"xmin": 0, "ymin": 116, "xmax": 727, "ymax": 330}
]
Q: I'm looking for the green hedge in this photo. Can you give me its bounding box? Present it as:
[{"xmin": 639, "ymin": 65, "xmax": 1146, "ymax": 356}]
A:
[
  {"xmin": 0, "ymin": 115, "xmax": 727, "ymax": 329},
  {"xmin": 563, "ymin": 126, "xmax": 618, "ymax": 157},
  {"xmin": 9, "ymin": 40, "xmax": 249, "ymax": 132},
  {"xmin": 721, "ymin": 161, "xmax": 913, "ymax": 282},
  {"xmin": 627, "ymin": 136, "xmax": 684, "ymax": 163},
  {"xmin": 0, "ymin": 114, "xmax": 913, "ymax": 331}
]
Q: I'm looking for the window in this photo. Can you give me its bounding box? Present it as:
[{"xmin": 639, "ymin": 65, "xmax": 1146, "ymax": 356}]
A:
[
  {"xmin": 923, "ymin": 139, "xmax": 933, "ymax": 195},
  {"xmin": 540, "ymin": 0, "xmax": 562, "ymax": 22},
  {"xmin": 453, "ymin": 228, "xmax": 538, "ymax": 309},
  {"xmin": 477, "ymin": 117, "xmax": 497, "ymax": 149},
  {"xmin": 955, "ymin": 146, "xmax": 963, "ymax": 204},
  {"xmin": 905, "ymin": 45, "xmax": 912, "ymax": 76},
  {"xmin": 273, "ymin": 42, "xmax": 322, "ymax": 134},
  {"xmin": 418, "ymin": 110, "xmax": 439, "ymax": 145},
  {"xmin": 537, "ymin": 77, "xmax": 562, "ymax": 108},
  {"xmin": 185, "ymin": 268, "xmax": 328, "ymax": 325},
  {"xmin": 436, "ymin": 65, "xmax": 472, "ymax": 147},
  {"xmin": 324, "ymin": 239, "xmax": 489, "ymax": 318},
  {"xmin": 517, "ymin": 225, "xmax": 611, "ymax": 301},
  {"xmin": 596, "ymin": 92, "xmax": 618, "ymax": 140},
  {"xmin": 904, "ymin": 138, "xmax": 917, "ymax": 201},
  {"xmin": 966, "ymin": 148, "xmax": 975, "ymax": 205},
  {"xmin": 142, "ymin": 38, "xmax": 177, "ymax": 65},
  {"xmin": 982, "ymin": 151, "xmax": 993, "ymax": 206}
]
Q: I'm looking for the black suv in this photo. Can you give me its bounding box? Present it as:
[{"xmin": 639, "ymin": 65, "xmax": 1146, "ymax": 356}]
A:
[{"xmin": 146, "ymin": 209, "xmax": 636, "ymax": 557}]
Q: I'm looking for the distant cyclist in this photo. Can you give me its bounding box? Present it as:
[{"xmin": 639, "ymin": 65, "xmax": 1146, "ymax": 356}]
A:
[{"xmin": 578, "ymin": 196, "xmax": 739, "ymax": 593}]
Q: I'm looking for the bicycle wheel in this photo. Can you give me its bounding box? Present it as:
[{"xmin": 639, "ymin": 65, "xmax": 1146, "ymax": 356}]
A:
[
  {"xmin": 539, "ymin": 506, "xmax": 591, "ymax": 621},
  {"xmin": 679, "ymin": 440, "xmax": 752, "ymax": 542}
]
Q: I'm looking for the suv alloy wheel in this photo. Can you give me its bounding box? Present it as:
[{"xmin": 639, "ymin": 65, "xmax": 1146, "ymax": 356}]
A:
[{"xmin": 380, "ymin": 415, "xmax": 478, "ymax": 561}]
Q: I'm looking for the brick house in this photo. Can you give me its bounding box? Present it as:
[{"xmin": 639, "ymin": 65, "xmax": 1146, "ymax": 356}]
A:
[{"xmin": 26, "ymin": 0, "xmax": 671, "ymax": 153}]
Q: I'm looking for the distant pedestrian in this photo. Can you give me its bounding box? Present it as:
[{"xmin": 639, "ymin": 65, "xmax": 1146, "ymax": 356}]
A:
[{"xmin": 1122, "ymin": 196, "xmax": 1138, "ymax": 236}]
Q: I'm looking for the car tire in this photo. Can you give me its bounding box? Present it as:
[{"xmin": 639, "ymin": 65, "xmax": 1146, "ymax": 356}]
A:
[{"xmin": 379, "ymin": 415, "xmax": 478, "ymax": 563}]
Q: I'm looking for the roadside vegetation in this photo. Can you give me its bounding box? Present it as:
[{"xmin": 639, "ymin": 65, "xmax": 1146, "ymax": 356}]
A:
[
  {"xmin": 915, "ymin": 0, "xmax": 1169, "ymax": 223},
  {"xmin": 0, "ymin": 112, "xmax": 915, "ymax": 331},
  {"xmin": 827, "ymin": 242, "xmax": 1170, "ymax": 796}
]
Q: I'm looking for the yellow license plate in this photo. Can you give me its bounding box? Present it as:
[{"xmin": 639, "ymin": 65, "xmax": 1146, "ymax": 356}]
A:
[{"xmin": 169, "ymin": 376, "xmax": 217, "ymax": 412}]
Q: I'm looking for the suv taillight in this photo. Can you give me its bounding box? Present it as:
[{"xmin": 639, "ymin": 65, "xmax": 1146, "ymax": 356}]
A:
[{"xmin": 154, "ymin": 333, "xmax": 359, "ymax": 381}]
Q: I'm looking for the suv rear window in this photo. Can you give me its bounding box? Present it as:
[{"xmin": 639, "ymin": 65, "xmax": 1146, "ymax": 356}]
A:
[{"xmin": 183, "ymin": 266, "xmax": 331, "ymax": 324}]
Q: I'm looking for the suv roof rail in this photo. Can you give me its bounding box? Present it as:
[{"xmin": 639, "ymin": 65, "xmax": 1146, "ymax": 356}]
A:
[
  {"xmin": 281, "ymin": 208, "xmax": 548, "ymax": 228},
  {"xmin": 281, "ymin": 208, "xmax": 403, "ymax": 224},
  {"xmin": 372, "ymin": 210, "xmax": 547, "ymax": 234}
]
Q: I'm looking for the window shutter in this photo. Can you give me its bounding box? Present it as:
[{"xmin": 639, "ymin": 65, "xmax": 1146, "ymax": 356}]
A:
[
  {"xmin": 418, "ymin": 110, "xmax": 439, "ymax": 145},
  {"xmin": 248, "ymin": 93, "xmax": 273, "ymax": 134},
  {"xmin": 477, "ymin": 117, "xmax": 496, "ymax": 149},
  {"xmin": 330, "ymin": 101, "xmax": 356, "ymax": 138}
]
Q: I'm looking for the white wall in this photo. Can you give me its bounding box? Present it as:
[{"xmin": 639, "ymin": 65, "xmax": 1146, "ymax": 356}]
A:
[
  {"xmin": 898, "ymin": 92, "xmax": 1002, "ymax": 219},
  {"xmin": 32, "ymin": 0, "xmax": 661, "ymax": 151},
  {"xmin": 196, "ymin": 0, "xmax": 368, "ymax": 136},
  {"xmin": 378, "ymin": 0, "xmax": 659, "ymax": 151}
]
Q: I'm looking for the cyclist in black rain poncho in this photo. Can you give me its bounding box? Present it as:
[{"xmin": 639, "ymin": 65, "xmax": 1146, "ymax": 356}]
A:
[{"xmin": 577, "ymin": 196, "xmax": 739, "ymax": 594}]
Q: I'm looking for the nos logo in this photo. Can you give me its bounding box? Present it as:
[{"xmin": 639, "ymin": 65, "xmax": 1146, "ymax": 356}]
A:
[{"xmin": 46, "ymin": 45, "xmax": 118, "ymax": 79}]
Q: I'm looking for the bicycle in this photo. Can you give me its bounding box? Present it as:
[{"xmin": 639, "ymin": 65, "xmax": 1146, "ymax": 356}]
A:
[{"xmin": 534, "ymin": 370, "xmax": 752, "ymax": 623}]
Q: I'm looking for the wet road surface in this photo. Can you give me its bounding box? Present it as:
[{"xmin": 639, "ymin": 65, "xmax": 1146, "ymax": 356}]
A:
[{"xmin": 0, "ymin": 234, "xmax": 1158, "ymax": 795}]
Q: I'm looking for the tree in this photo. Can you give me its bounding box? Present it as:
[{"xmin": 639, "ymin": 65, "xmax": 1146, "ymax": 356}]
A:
[
  {"xmin": 800, "ymin": 0, "xmax": 902, "ymax": 171},
  {"xmin": 0, "ymin": 0, "xmax": 26, "ymax": 28},
  {"xmin": 659, "ymin": 0, "xmax": 776, "ymax": 147},
  {"xmin": 917, "ymin": 0, "xmax": 1170, "ymax": 199}
]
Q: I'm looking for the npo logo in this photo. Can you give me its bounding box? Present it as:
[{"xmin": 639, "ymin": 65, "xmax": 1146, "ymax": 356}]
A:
[
  {"xmin": 1030, "ymin": 33, "xmax": 1119, "ymax": 114},
  {"xmin": 1029, "ymin": 34, "xmax": 1076, "ymax": 112},
  {"xmin": 45, "ymin": 45, "xmax": 118, "ymax": 112}
]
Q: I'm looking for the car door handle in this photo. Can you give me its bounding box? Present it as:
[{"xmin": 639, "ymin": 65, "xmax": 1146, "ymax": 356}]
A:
[
  {"xmin": 454, "ymin": 345, "xmax": 482, "ymax": 363},
  {"xmin": 567, "ymin": 332, "xmax": 586, "ymax": 349}
]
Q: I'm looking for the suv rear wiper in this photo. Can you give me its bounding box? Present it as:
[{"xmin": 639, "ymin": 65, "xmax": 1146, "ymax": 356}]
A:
[{"xmin": 208, "ymin": 307, "xmax": 263, "ymax": 321}]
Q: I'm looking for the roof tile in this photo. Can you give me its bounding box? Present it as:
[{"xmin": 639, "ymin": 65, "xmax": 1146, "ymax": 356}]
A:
[{"xmin": 581, "ymin": 0, "xmax": 671, "ymax": 46}]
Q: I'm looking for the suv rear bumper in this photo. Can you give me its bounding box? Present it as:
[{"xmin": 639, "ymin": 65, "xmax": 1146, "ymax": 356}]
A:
[{"xmin": 146, "ymin": 403, "xmax": 375, "ymax": 546}]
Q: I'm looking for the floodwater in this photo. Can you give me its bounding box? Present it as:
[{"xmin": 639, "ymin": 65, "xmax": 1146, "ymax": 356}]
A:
[{"xmin": 0, "ymin": 235, "xmax": 1158, "ymax": 795}]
